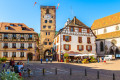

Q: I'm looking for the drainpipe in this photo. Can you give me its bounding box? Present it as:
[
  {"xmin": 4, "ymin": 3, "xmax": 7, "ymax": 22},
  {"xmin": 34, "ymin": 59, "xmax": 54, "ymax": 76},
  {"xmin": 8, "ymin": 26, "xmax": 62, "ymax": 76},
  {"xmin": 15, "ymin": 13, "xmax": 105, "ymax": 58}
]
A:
[
  {"xmin": 60, "ymin": 34, "xmax": 61, "ymax": 61},
  {"xmin": 104, "ymin": 39, "xmax": 105, "ymax": 57}
]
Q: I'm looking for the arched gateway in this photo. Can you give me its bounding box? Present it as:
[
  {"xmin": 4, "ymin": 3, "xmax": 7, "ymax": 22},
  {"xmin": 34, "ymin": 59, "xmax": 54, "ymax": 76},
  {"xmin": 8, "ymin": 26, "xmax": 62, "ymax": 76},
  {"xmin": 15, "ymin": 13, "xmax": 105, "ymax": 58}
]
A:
[{"xmin": 44, "ymin": 49, "xmax": 52, "ymax": 59}]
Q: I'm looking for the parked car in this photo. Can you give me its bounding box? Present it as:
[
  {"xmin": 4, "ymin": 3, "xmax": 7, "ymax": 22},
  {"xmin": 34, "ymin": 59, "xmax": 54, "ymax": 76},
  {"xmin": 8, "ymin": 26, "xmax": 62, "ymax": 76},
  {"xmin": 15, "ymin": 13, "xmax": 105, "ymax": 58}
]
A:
[{"xmin": 104, "ymin": 55, "xmax": 115, "ymax": 60}]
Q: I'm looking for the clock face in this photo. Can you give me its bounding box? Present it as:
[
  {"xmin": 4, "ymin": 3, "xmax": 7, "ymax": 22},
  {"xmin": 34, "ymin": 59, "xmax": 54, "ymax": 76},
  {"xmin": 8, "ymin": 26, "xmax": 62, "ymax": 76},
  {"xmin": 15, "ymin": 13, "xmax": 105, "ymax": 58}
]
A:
[{"xmin": 44, "ymin": 14, "xmax": 51, "ymax": 20}]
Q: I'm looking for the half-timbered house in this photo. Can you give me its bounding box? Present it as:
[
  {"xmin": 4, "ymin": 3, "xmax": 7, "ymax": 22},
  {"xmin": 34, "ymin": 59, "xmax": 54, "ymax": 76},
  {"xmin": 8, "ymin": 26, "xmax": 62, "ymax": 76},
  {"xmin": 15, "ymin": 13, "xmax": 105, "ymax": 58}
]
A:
[{"xmin": 53, "ymin": 17, "xmax": 96, "ymax": 61}]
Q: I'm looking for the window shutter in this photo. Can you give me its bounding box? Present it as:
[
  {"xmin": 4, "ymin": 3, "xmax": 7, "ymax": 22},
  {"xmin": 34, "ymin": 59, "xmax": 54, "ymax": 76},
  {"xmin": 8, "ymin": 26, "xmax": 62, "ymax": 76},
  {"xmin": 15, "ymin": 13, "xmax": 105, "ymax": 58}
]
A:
[
  {"xmin": 24, "ymin": 52, "xmax": 26, "ymax": 57},
  {"xmin": 87, "ymin": 37, "xmax": 89, "ymax": 43},
  {"xmin": 91, "ymin": 45, "xmax": 92, "ymax": 51},
  {"xmin": 82, "ymin": 45, "xmax": 84, "ymax": 50},
  {"xmin": 26, "ymin": 43, "xmax": 28, "ymax": 48},
  {"xmin": 63, "ymin": 35, "xmax": 65, "ymax": 41},
  {"xmin": 1, "ymin": 52, "xmax": 3, "ymax": 57},
  {"xmin": 78, "ymin": 37, "xmax": 82, "ymax": 43},
  {"xmin": 10, "ymin": 43, "xmax": 12, "ymax": 48},
  {"xmin": 69, "ymin": 45, "xmax": 71, "ymax": 50},
  {"xmin": 87, "ymin": 29, "xmax": 90, "ymax": 33},
  {"xmin": 86, "ymin": 45, "xmax": 88, "ymax": 50},
  {"xmin": 32, "ymin": 43, "xmax": 34, "ymax": 48},
  {"xmin": 69, "ymin": 36, "xmax": 71, "ymax": 41},
  {"xmin": 10, "ymin": 52, "xmax": 12, "ymax": 57},
  {"xmin": 69, "ymin": 27, "xmax": 71, "ymax": 31},
  {"xmin": 79, "ymin": 28, "xmax": 82, "ymax": 32},
  {"xmin": 8, "ymin": 52, "xmax": 9, "ymax": 57},
  {"xmin": 77, "ymin": 45, "xmax": 79, "ymax": 50},
  {"xmin": 1, "ymin": 43, "xmax": 3, "ymax": 48},
  {"xmin": 64, "ymin": 44, "xmax": 66, "ymax": 50},
  {"xmin": 73, "ymin": 27, "xmax": 75, "ymax": 32}
]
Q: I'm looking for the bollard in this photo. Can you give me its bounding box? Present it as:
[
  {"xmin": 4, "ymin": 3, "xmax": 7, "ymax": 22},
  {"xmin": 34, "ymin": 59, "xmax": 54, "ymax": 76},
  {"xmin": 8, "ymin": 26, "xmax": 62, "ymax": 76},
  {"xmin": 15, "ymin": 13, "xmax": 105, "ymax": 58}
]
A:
[
  {"xmin": 97, "ymin": 71, "xmax": 99, "ymax": 79},
  {"xmin": 70, "ymin": 68, "xmax": 72, "ymax": 75},
  {"xmin": 113, "ymin": 73, "xmax": 115, "ymax": 80},
  {"xmin": 85, "ymin": 69, "xmax": 87, "ymax": 76},
  {"xmin": 43, "ymin": 68, "xmax": 45, "ymax": 76},
  {"xmin": 55, "ymin": 68, "xmax": 57, "ymax": 75}
]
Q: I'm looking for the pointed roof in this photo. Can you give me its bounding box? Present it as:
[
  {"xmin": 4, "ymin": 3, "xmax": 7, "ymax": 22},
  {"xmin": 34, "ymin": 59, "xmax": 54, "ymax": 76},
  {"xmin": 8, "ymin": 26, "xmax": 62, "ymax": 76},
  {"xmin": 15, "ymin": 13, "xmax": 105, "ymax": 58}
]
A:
[
  {"xmin": 91, "ymin": 12, "xmax": 120, "ymax": 30},
  {"xmin": 68, "ymin": 16, "xmax": 89, "ymax": 28}
]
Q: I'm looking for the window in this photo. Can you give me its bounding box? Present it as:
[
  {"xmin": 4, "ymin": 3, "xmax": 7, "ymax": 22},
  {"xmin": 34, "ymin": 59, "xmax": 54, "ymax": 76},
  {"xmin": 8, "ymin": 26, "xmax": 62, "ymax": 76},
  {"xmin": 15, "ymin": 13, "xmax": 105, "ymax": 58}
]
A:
[
  {"xmin": 20, "ymin": 52, "xmax": 24, "ymax": 57},
  {"xmin": 18, "ymin": 24, "xmax": 22, "ymax": 26},
  {"xmin": 94, "ymin": 31, "xmax": 96, "ymax": 34},
  {"xmin": 51, "ymin": 16, "xmax": 53, "ymax": 18},
  {"xmin": 43, "ymin": 26, "xmax": 46, "ymax": 28},
  {"xmin": 48, "ymin": 39, "xmax": 49, "ymax": 41},
  {"xmin": 21, "ymin": 43, "xmax": 24, "ymax": 48},
  {"xmin": 20, "ymin": 34, "xmax": 24, "ymax": 39},
  {"xmin": 87, "ymin": 37, "xmax": 91, "ymax": 44},
  {"xmin": 78, "ymin": 37, "xmax": 82, "ymax": 43},
  {"xmin": 65, "ymin": 36, "xmax": 69, "ymax": 42},
  {"xmin": 12, "ymin": 43, "xmax": 16, "ymax": 48},
  {"xmin": 28, "ymin": 43, "xmax": 32, "ymax": 48},
  {"xmin": 46, "ymin": 32, "xmax": 47, "ymax": 35},
  {"xmin": 48, "ymin": 32, "xmax": 50, "ymax": 35},
  {"xmin": 5, "ymin": 27, "xmax": 9, "ymax": 30},
  {"xmin": 12, "ymin": 52, "xmax": 16, "ymax": 57},
  {"xmin": 86, "ymin": 45, "xmax": 92, "ymax": 51},
  {"xmin": 48, "ymin": 26, "xmax": 51, "ymax": 29},
  {"xmin": 4, "ymin": 34, "xmax": 8, "ymax": 39},
  {"xmin": 49, "ymin": 42, "xmax": 51, "ymax": 45},
  {"xmin": 104, "ymin": 28, "xmax": 107, "ymax": 33},
  {"xmin": 3, "ymin": 52, "xmax": 8, "ymax": 57},
  {"xmin": 87, "ymin": 29, "xmax": 90, "ymax": 33},
  {"xmin": 49, "ymin": 20, "xmax": 52, "ymax": 23},
  {"xmin": 77, "ymin": 45, "xmax": 83, "ymax": 51},
  {"xmin": 79, "ymin": 28, "xmax": 82, "ymax": 32},
  {"xmin": 116, "ymin": 26, "xmax": 119, "ymax": 30},
  {"xmin": 46, "ymin": 9, "xmax": 49, "ymax": 14},
  {"xmin": 29, "ymin": 34, "xmax": 32, "ymax": 38},
  {"xmin": 71, "ymin": 27, "xmax": 74, "ymax": 32},
  {"xmin": 100, "ymin": 41, "xmax": 104, "ymax": 51},
  {"xmin": 65, "ymin": 44, "xmax": 69, "ymax": 50},
  {"xmin": 4, "ymin": 43, "xmax": 8, "ymax": 48},
  {"xmin": 22, "ymin": 27, "xmax": 26, "ymax": 30},
  {"xmin": 88, "ymin": 45, "xmax": 91, "ymax": 51},
  {"xmin": 10, "ymin": 24, "xmax": 14, "ymax": 26},
  {"xmin": 44, "ymin": 42, "xmax": 47, "ymax": 45},
  {"xmin": 45, "ymin": 20, "xmax": 47, "ymax": 23},
  {"xmin": 12, "ymin": 34, "xmax": 16, "ymax": 38}
]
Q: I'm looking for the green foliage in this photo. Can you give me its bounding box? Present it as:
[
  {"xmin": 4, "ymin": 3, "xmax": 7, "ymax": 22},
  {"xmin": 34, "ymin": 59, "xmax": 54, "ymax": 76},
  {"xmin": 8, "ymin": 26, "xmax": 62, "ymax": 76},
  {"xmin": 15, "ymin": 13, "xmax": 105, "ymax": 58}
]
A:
[
  {"xmin": 0, "ymin": 57, "xmax": 7, "ymax": 62},
  {"xmin": 90, "ymin": 56, "xmax": 97, "ymax": 63},
  {"xmin": 64, "ymin": 53, "xmax": 69, "ymax": 58},
  {"xmin": 0, "ymin": 58, "xmax": 1, "ymax": 64},
  {"xmin": 0, "ymin": 70, "xmax": 23, "ymax": 80}
]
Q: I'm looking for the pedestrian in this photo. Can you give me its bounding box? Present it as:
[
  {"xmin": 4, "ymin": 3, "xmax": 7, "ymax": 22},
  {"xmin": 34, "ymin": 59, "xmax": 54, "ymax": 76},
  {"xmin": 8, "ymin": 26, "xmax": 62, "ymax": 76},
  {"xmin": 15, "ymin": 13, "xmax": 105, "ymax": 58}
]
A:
[
  {"xmin": 46, "ymin": 58, "xmax": 48, "ymax": 63},
  {"xmin": 40, "ymin": 58, "xmax": 43, "ymax": 64},
  {"xmin": 9, "ymin": 58, "xmax": 15, "ymax": 71},
  {"xmin": 50, "ymin": 58, "xmax": 52, "ymax": 63},
  {"xmin": 97, "ymin": 57, "xmax": 100, "ymax": 63},
  {"xmin": 104, "ymin": 58, "xmax": 106, "ymax": 64}
]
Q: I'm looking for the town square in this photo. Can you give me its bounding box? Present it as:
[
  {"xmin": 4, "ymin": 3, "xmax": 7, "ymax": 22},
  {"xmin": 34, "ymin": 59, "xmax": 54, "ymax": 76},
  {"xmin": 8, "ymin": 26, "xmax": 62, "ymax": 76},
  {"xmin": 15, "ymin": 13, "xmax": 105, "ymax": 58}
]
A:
[{"xmin": 0, "ymin": 0, "xmax": 120, "ymax": 80}]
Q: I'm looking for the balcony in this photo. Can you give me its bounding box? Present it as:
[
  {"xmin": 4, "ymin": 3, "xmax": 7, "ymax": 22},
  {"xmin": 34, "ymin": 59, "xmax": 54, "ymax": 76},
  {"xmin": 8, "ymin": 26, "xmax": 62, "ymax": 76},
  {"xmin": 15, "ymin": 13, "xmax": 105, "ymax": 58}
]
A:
[
  {"xmin": 28, "ymin": 38, "xmax": 32, "ymax": 40},
  {"xmin": 3, "ymin": 46, "xmax": 8, "ymax": 48},
  {"xmin": 12, "ymin": 46, "xmax": 16, "ymax": 48},
  {"xmin": 4, "ymin": 37, "xmax": 8, "ymax": 39},
  {"xmin": 28, "ymin": 46, "xmax": 32, "ymax": 49}
]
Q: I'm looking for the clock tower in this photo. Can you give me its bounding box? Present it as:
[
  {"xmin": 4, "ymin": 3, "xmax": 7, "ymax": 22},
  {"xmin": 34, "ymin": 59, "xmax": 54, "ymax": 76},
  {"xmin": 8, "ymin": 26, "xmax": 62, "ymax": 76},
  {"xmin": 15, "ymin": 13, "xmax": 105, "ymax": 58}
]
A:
[{"xmin": 40, "ymin": 6, "xmax": 56, "ymax": 59}]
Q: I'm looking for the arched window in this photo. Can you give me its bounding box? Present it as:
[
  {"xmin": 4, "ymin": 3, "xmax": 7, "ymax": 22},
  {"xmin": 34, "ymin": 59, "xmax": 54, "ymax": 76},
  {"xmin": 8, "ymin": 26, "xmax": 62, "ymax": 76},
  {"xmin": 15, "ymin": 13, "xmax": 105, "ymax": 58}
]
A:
[
  {"xmin": 104, "ymin": 28, "xmax": 107, "ymax": 33},
  {"xmin": 100, "ymin": 41, "xmax": 104, "ymax": 51},
  {"xmin": 116, "ymin": 26, "xmax": 119, "ymax": 30}
]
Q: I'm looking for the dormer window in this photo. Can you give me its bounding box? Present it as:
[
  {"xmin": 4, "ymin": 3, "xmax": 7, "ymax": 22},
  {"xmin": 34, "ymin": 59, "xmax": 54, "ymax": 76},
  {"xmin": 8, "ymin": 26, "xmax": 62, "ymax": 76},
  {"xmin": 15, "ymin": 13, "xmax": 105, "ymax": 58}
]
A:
[
  {"xmin": 116, "ymin": 26, "xmax": 119, "ymax": 30},
  {"xmin": 5, "ymin": 27, "xmax": 9, "ymax": 30},
  {"xmin": 46, "ymin": 9, "xmax": 49, "ymax": 14},
  {"xmin": 10, "ymin": 24, "xmax": 14, "ymax": 26},
  {"xmin": 22, "ymin": 27, "xmax": 26, "ymax": 30},
  {"xmin": 71, "ymin": 27, "xmax": 74, "ymax": 32},
  {"xmin": 18, "ymin": 24, "xmax": 22, "ymax": 26}
]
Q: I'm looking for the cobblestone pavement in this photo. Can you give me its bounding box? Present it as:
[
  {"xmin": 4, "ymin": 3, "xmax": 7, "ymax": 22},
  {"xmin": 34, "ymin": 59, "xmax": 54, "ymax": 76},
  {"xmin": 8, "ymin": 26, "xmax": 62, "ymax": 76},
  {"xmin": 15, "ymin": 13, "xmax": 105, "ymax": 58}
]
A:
[{"xmin": 1, "ymin": 61, "xmax": 120, "ymax": 80}]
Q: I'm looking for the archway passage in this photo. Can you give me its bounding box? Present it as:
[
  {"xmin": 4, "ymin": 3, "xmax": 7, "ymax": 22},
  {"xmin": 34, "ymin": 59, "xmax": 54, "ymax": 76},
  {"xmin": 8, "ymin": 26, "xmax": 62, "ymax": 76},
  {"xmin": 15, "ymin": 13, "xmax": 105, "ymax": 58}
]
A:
[
  {"xmin": 115, "ymin": 48, "xmax": 120, "ymax": 59},
  {"xmin": 44, "ymin": 49, "xmax": 52, "ymax": 59},
  {"xmin": 110, "ymin": 49, "xmax": 114, "ymax": 55},
  {"xmin": 27, "ymin": 53, "xmax": 33, "ymax": 61}
]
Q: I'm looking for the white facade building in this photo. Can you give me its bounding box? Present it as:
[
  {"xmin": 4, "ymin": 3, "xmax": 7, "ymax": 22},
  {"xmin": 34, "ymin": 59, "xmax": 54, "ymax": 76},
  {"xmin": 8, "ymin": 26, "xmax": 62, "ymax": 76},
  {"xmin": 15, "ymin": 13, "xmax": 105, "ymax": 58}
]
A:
[
  {"xmin": 91, "ymin": 12, "xmax": 120, "ymax": 58},
  {"xmin": 54, "ymin": 17, "xmax": 96, "ymax": 60}
]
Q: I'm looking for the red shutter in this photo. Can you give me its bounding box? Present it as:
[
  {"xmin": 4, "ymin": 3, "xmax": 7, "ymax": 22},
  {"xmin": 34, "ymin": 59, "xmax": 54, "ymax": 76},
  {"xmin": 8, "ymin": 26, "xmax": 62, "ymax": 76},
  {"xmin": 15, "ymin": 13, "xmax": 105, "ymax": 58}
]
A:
[
  {"xmin": 91, "ymin": 45, "xmax": 92, "ymax": 51},
  {"xmin": 87, "ymin": 37, "xmax": 89, "ymax": 44},
  {"xmin": 63, "ymin": 35, "xmax": 65, "ymax": 41},
  {"xmin": 79, "ymin": 28, "xmax": 82, "ymax": 32},
  {"xmin": 64, "ymin": 44, "xmax": 66, "ymax": 50},
  {"xmin": 82, "ymin": 45, "xmax": 84, "ymax": 50},
  {"xmin": 69, "ymin": 27, "xmax": 71, "ymax": 31},
  {"xmin": 73, "ymin": 27, "xmax": 75, "ymax": 32},
  {"xmin": 86, "ymin": 45, "xmax": 88, "ymax": 51},
  {"xmin": 77, "ymin": 45, "xmax": 79, "ymax": 51},
  {"xmin": 87, "ymin": 29, "xmax": 90, "ymax": 33},
  {"xmin": 69, "ymin": 45, "xmax": 71, "ymax": 50},
  {"xmin": 79, "ymin": 37, "xmax": 82, "ymax": 43},
  {"xmin": 69, "ymin": 36, "xmax": 71, "ymax": 42}
]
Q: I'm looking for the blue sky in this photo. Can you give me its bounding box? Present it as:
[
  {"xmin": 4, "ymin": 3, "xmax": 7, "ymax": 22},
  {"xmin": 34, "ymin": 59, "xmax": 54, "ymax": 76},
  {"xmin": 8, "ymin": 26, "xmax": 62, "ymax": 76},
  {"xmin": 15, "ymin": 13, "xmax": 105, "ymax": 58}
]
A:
[{"xmin": 0, "ymin": 0, "xmax": 120, "ymax": 33}]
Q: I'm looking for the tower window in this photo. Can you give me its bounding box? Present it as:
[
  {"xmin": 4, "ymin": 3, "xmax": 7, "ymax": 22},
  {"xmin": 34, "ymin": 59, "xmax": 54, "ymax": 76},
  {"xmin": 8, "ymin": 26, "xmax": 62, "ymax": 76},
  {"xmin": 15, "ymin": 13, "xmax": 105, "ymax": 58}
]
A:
[
  {"xmin": 45, "ymin": 20, "xmax": 47, "ymax": 23},
  {"xmin": 46, "ymin": 32, "xmax": 47, "ymax": 35},
  {"xmin": 49, "ymin": 20, "xmax": 52, "ymax": 23},
  {"xmin": 49, "ymin": 42, "xmax": 52, "ymax": 45},
  {"xmin": 43, "ymin": 26, "xmax": 46, "ymax": 28},
  {"xmin": 46, "ymin": 9, "xmax": 49, "ymax": 14},
  {"xmin": 10, "ymin": 24, "xmax": 14, "ymax": 26},
  {"xmin": 48, "ymin": 26, "xmax": 51, "ymax": 29},
  {"xmin": 22, "ymin": 27, "xmax": 26, "ymax": 30},
  {"xmin": 5, "ymin": 27, "xmax": 9, "ymax": 30},
  {"xmin": 48, "ymin": 32, "xmax": 50, "ymax": 35},
  {"xmin": 44, "ymin": 42, "xmax": 47, "ymax": 45}
]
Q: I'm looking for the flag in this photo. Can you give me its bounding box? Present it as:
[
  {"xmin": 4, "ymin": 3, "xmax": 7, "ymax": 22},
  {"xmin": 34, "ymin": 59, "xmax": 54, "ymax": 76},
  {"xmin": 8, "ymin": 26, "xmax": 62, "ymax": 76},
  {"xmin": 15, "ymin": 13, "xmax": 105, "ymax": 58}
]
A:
[
  {"xmin": 56, "ymin": 3, "xmax": 60, "ymax": 9},
  {"xmin": 34, "ymin": 2, "xmax": 37, "ymax": 6}
]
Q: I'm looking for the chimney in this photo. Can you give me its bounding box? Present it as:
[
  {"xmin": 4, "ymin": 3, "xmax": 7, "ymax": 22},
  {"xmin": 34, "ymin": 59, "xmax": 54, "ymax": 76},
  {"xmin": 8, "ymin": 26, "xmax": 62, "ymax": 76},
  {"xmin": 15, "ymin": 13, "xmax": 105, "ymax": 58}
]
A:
[{"xmin": 74, "ymin": 16, "xmax": 76, "ymax": 24}]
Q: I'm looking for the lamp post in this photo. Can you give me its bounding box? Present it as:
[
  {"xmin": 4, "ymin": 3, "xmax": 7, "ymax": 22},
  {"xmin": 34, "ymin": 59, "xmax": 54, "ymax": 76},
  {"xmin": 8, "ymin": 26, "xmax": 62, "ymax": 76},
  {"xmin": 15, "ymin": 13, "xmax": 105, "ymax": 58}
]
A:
[{"xmin": 112, "ymin": 45, "xmax": 116, "ymax": 57}]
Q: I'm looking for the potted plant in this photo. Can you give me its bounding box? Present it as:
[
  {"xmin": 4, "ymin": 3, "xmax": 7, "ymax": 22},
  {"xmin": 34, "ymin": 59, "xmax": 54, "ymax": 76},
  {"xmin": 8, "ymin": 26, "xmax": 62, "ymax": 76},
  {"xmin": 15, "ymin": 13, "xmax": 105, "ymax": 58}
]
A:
[
  {"xmin": 1, "ymin": 57, "xmax": 7, "ymax": 63},
  {"xmin": 64, "ymin": 53, "xmax": 69, "ymax": 63}
]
